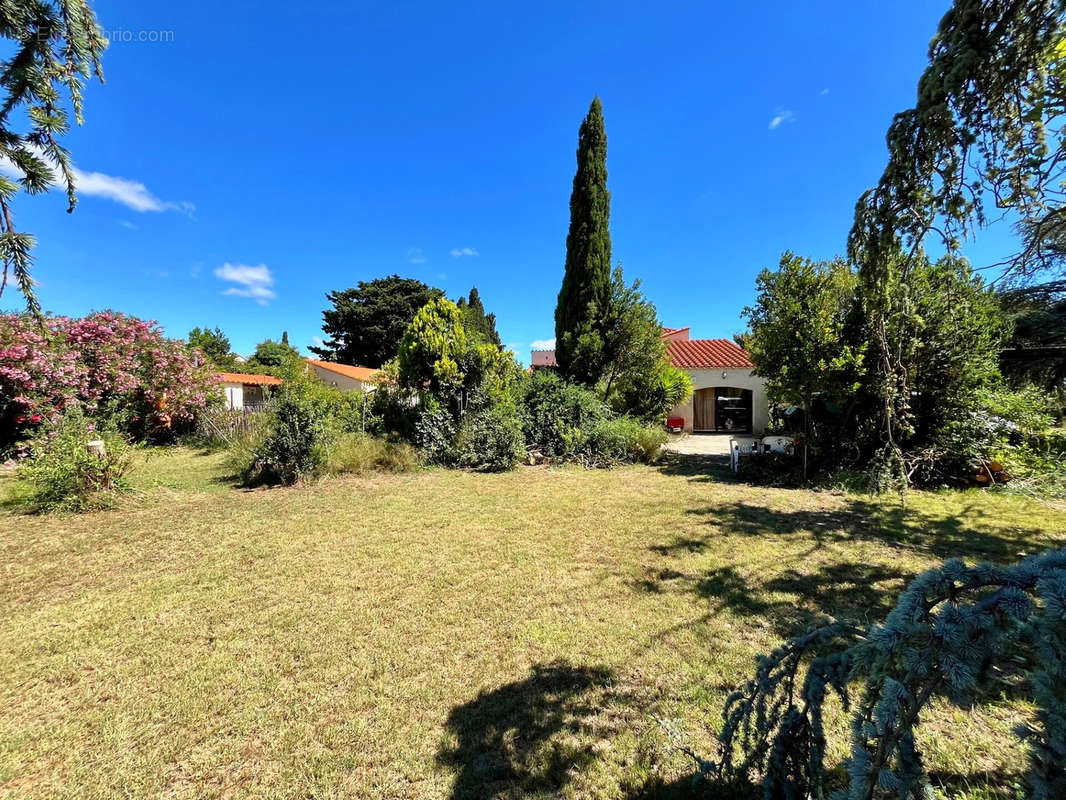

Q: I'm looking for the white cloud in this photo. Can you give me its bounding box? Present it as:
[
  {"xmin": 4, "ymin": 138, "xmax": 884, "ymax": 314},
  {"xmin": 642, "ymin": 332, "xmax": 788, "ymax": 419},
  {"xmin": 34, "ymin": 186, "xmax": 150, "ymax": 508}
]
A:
[
  {"xmin": 72, "ymin": 169, "xmax": 169, "ymax": 212},
  {"xmin": 450, "ymin": 247, "xmax": 479, "ymax": 258},
  {"xmin": 0, "ymin": 148, "xmax": 193, "ymax": 214},
  {"xmin": 530, "ymin": 337, "xmax": 556, "ymax": 350},
  {"xmin": 116, "ymin": 219, "xmax": 138, "ymax": 229},
  {"xmin": 820, "ymin": 88, "xmax": 830, "ymax": 96},
  {"xmin": 407, "ymin": 247, "xmax": 427, "ymax": 264},
  {"xmin": 768, "ymin": 109, "xmax": 795, "ymax": 130},
  {"xmin": 214, "ymin": 262, "xmax": 276, "ymax": 305},
  {"xmin": 311, "ymin": 335, "xmax": 325, "ymax": 348}
]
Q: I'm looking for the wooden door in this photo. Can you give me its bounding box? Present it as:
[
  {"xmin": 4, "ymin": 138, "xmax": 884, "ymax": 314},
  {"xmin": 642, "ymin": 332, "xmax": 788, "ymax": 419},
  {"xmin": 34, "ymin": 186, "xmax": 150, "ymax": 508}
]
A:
[{"xmin": 693, "ymin": 388, "xmax": 715, "ymax": 430}]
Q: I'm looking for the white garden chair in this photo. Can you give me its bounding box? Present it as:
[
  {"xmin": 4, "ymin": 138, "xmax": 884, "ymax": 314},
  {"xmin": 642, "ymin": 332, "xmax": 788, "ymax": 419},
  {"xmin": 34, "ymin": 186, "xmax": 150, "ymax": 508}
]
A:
[{"xmin": 762, "ymin": 436, "xmax": 796, "ymax": 456}]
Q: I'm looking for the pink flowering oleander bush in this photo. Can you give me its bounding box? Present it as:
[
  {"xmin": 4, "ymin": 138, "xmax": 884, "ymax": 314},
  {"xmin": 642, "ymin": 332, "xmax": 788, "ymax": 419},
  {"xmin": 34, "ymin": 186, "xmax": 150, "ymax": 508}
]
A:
[{"xmin": 0, "ymin": 311, "xmax": 220, "ymax": 451}]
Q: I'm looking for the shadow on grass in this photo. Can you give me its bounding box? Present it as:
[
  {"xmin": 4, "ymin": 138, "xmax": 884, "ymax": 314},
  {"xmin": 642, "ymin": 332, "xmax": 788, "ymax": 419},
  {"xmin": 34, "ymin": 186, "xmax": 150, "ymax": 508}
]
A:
[
  {"xmin": 639, "ymin": 497, "xmax": 1060, "ymax": 642},
  {"xmin": 656, "ymin": 452, "xmax": 735, "ymax": 483},
  {"xmin": 681, "ymin": 498, "xmax": 1057, "ymax": 561},
  {"xmin": 638, "ymin": 558, "xmax": 909, "ymax": 642},
  {"xmin": 437, "ymin": 662, "xmax": 625, "ymax": 800}
]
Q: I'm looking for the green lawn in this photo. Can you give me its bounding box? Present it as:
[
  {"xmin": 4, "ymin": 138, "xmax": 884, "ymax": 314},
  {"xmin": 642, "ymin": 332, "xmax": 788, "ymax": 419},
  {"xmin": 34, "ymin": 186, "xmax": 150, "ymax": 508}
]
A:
[{"xmin": 1, "ymin": 449, "xmax": 1063, "ymax": 799}]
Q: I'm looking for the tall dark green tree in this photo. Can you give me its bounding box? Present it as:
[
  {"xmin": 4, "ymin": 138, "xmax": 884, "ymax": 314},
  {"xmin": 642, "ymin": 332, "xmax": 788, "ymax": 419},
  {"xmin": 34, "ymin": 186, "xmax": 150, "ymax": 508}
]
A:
[
  {"xmin": 0, "ymin": 0, "xmax": 107, "ymax": 316},
  {"xmin": 555, "ymin": 97, "xmax": 612, "ymax": 385},
  {"xmin": 310, "ymin": 275, "xmax": 443, "ymax": 368},
  {"xmin": 457, "ymin": 287, "xmax": 501, "ymax": 346},
  {"xmin": 847, "ymin": 0, "xmax": 1066, "ymax": 485}
]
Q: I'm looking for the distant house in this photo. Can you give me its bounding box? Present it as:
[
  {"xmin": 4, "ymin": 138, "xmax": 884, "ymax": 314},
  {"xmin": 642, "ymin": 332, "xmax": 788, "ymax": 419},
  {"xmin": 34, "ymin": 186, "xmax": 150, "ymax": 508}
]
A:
[
  {"xmin": 306, "ymin": 359, "xmax": 382, "ymax": 393},
  {"xmin": 529, "ymin": 326, "xmax": 768, "ymax": 434},
  {"xmin": 218, "ymin": 372, "xmax": 282, "ymax": 410},
  {"xmin": 662, "ymin": 328, "xmax": 768, "ymax": 434},
  {"xmin": 531, "ymin": 349, "xmax": 558, "ymax": 369}
]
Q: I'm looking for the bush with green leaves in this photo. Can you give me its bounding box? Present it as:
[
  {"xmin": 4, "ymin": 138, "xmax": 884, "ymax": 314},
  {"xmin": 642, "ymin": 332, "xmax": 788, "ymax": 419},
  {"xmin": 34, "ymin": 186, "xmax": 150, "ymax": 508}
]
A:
[
  {"xmin": 518, "ymin": 370, "xmax": 669, "ymax": 466},
  {"xmin": 999, "ymin": 429, "xmax": 1066, "ymax": 499},
  {"xmin": 365, "ymin": 381, "xmax": 419, "ymax": 440},
  {"xmin": 18, "ymin": 411, "xmax": 133, "ymax": 512},
  {"xmin": 395, "ymin": 296, "xmax": 527, "ymax": 468},
  {"xmin": 612, "ymin": 360, "xmax": 693, "ymax": 423},
  {"xmin": 413, "ymin": 403, "xmax": 458, "ymax": 467},
  {"xmin": 585, "ymin": 416, "xmax": 666, "ymax": 465},
  {"xmin": 454, "ymin": 406, "xmax": 526, "ymax": 471},
  {"xmin": 902, "ymin": 385, "xmax": 1065, "ymax": 491},
  {"xmin": 519, "ymin": 370, "xmax": 612, "ymax": 460},
  {"xmin": 231, "ymin": 381, "xmax": 335, "ymax": 486},
  {"xmin": 981, "ymin": 384, "xmax": 1058, "ymax": 435},
  {"xmin": 696, "ymin": 549, "xmax": 1066, "ymax": 800},
  {"xmin": 333, "ymin": 390, "xmax": 371, "ymax": 434}
]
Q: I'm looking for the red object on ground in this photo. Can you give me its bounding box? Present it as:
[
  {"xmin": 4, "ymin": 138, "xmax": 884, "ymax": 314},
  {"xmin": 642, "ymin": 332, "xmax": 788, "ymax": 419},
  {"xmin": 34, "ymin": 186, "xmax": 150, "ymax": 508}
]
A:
[{"xmin": 666, "ymin": 417, "xmax": 685, "ymax": 430}]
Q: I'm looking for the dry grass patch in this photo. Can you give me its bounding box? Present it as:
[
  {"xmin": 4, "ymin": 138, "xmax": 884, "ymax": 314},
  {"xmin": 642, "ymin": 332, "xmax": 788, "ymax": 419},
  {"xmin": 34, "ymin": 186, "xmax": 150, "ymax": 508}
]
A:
[{"xmin": 1, "ymin": 448, "xmax": 1063, "ymax": 799}]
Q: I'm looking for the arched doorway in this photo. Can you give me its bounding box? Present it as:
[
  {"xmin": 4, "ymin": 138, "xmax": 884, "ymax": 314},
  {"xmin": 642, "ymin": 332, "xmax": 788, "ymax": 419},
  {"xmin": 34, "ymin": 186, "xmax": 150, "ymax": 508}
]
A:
[{"xmin": 692, "ymin": 387, "xmax": 753, "ymax": 432}]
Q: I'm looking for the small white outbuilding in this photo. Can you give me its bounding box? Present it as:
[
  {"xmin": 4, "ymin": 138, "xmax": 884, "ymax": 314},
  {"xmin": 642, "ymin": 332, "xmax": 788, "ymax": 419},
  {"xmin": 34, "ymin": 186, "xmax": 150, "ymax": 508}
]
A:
[
  {"xmin": 305, "ymin": 359, "xmax": 382, "ymax": 393},
  {"xmin": 218, "ymin": 372, "xmax": 282, "ymax": 410}
]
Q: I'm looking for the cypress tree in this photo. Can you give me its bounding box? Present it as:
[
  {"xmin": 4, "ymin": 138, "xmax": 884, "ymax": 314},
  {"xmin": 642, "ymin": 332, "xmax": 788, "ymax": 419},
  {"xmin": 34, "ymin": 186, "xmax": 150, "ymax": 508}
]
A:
[
  {"xmin": 461, "ymin": 287, "xmax": 501, "ymax": 346},
  {"xmin": 555, "ymin": 97, "xmax": 612, "ymax": 385}
]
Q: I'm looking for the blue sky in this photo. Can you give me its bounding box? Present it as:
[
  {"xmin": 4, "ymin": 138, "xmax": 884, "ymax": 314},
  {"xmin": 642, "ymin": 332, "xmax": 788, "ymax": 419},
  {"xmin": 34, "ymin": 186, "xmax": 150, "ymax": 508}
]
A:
[{"xmin": 0, "ymin": 0, "xmax": 1020, "ymax": 363}]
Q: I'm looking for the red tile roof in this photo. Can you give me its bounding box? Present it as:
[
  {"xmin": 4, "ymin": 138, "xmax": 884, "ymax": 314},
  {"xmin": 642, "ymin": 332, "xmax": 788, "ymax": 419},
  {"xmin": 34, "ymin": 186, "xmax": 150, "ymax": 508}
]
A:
[
  {"xmin": 218, "ymin": 372, "xmax": 282, "ymax": 386},
  {"xmin": 666, "ymin": 338, "xmax": 754, "ymax": 369},
  {"xmin": 306, "ymin": 359, "xmax": 381, "ymax": 382}
]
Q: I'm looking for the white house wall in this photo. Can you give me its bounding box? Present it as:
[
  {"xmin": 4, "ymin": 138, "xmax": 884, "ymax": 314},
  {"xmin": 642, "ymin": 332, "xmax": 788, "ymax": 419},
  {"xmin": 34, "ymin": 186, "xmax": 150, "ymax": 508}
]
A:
[
  {"xmin": 668, "ymin": 368, "xmax": 769, "ymax": 434},
  {"xmin": 222, "ymin": 382, "xmax": 244, "ymax": 410},
  {"xmin": 308, "ymin": 363, "xmax": 368, "ymax": 393}
]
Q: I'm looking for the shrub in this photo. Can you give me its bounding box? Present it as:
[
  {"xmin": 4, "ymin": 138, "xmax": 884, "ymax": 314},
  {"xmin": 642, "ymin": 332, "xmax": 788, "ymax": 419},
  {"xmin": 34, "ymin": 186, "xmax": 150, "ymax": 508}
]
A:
[
  {"xmin": 413, "ymin": 403, "xmax": 524, "ymax": 472},
  {"xmin": 632, "ymin": 424, "xmax": 668, "ymax": 463},
  {"xmin": 413, "ymin": 403, "xmax": 458, "ymax": 466},
  {"xmin": 222, "ymin": 411, "xmax": 273, "ymax": 482},
  {"xmin": 334, "ymin": 391, "xmax": 370, "ymax": 433},
  {"xmin": 612, "ymin": 361, "xmax": 693, "ymax": 423},
  {"xmin": 366, "ymin": 383, "xmax": 419, "ymax": 439},
  {"xmin": 233, "ymin": 382, "xmax": 335, "ymax": 485},
  {"xmin": 980, "ymin": 383, "xmax": 1057, "ymax": 434},
  {"xmin": 326, "ymin": 432, "xmax": 419, "ymax": 474},
  {"xmin": 586, "ymin": 416, "xmax": 666, "ymax": 465},
  {"xmin": 999, "ymin": 429, "xmax": 1066, "ymax": 499},
  {"xmin": 519, "ymin": 370, "xmax": 611, "ymax": 460},
  {"xmin": 455, "ymin": 406, "xmax": 525, "ymax": 471},
  {"xmin": 0, "ymin": 311, "xmax": 218, "ymax": 451},
  {"xmin": 902, "ymin": 387, "xmax": 1063, "ymax": 491},
  {"xmin": 18, "ymin": 411, "xmax": 133, "ymax": 512}
]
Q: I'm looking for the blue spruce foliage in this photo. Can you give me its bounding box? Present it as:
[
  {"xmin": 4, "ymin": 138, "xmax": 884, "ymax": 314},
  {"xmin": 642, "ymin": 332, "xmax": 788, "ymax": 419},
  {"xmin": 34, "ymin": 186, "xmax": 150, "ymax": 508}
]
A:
[{"xmin": 698, "ymin": 548, "xmax": 1066, "ymax": 800}]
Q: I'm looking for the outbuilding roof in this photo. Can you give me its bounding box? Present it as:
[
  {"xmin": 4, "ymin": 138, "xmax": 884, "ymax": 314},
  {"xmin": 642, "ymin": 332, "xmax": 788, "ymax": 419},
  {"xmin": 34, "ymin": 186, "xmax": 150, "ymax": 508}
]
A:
[
  {"xmin": 665, "ymin": 338, "xmax": 754, "ymax": 369},
  {"xmin": 218, "ymin": 372, "xmax": 283, "ymax": 386},
  {"xmin": 305, "ymin": 359, "xmax": 381, "ymax": 382}
]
